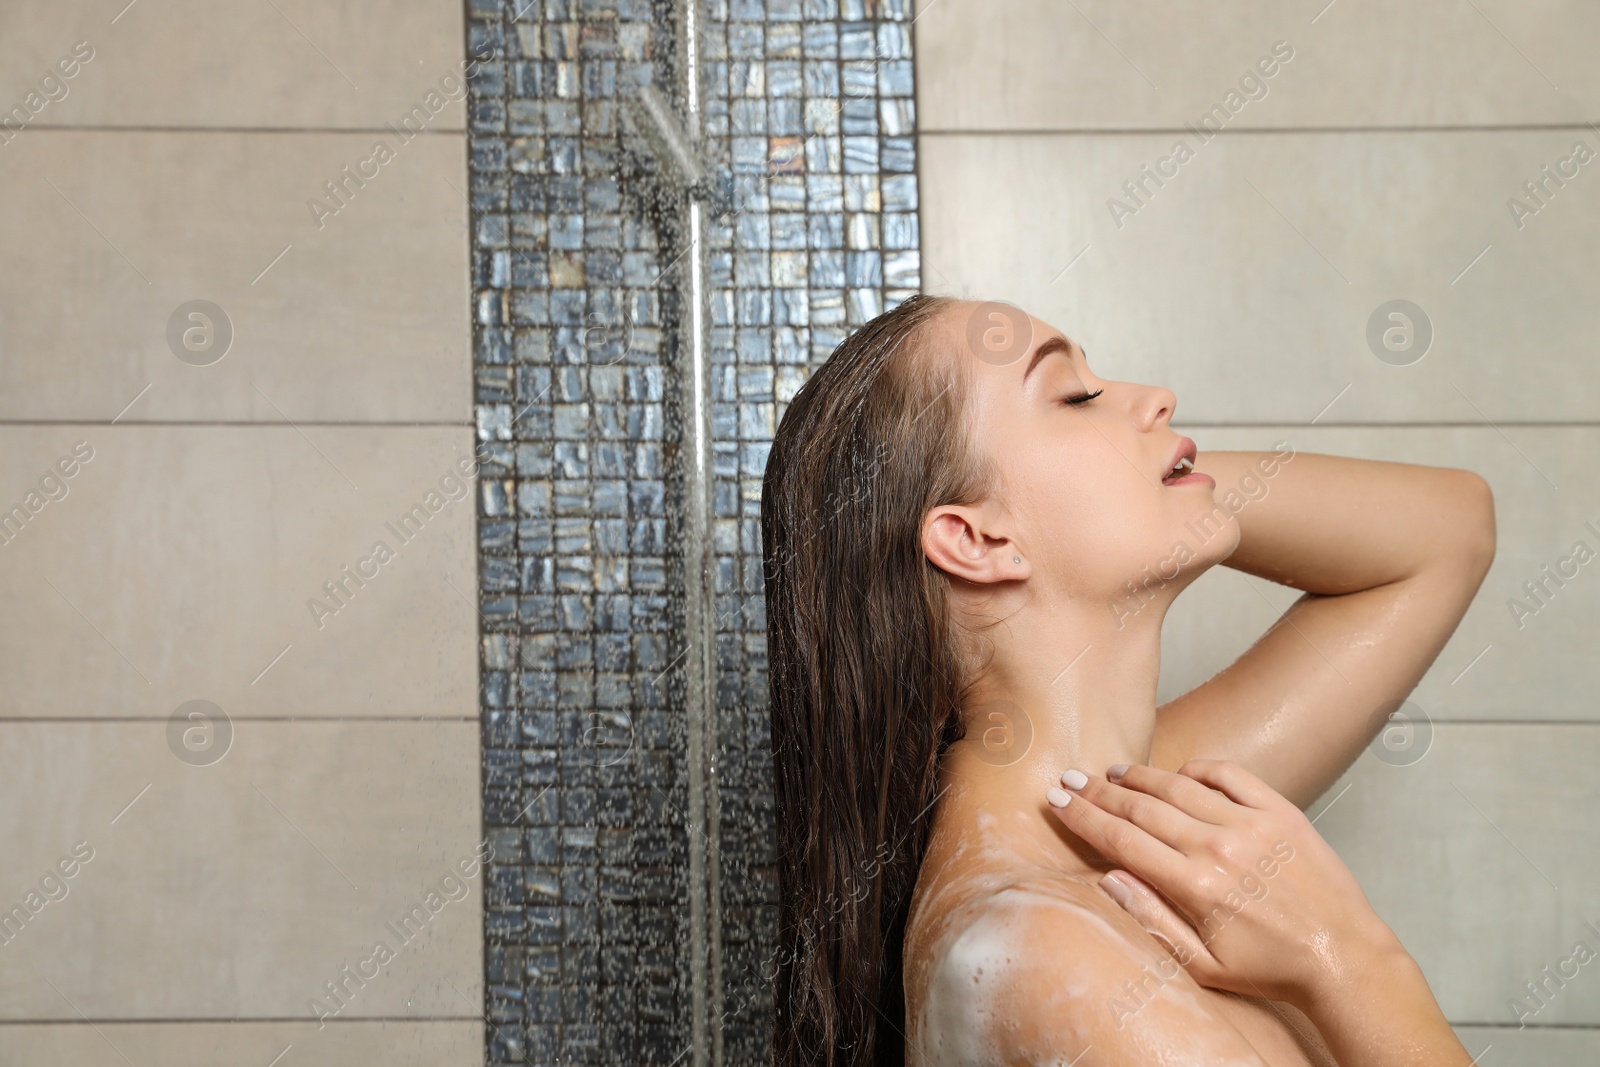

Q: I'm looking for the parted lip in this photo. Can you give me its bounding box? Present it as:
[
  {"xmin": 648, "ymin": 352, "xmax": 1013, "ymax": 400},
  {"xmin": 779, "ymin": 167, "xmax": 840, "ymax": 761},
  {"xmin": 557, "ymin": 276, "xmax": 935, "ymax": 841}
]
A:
[{"xmin": 1162, "ymin": 437, "xmax": 1198, "ymax": 481}]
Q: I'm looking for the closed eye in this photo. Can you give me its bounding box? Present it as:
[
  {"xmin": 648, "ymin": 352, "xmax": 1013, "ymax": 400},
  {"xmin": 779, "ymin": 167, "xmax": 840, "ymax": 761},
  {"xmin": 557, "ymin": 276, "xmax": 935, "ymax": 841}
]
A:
[{"xmin": 1059, "ymin": 388, "xmax": 1103, "ymax": 407}]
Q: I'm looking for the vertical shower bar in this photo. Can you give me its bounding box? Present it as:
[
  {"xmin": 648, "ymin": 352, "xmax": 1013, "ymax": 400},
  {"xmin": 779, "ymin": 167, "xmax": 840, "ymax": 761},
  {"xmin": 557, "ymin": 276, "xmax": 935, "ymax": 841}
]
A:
[{"xmin": 675, "ymin": 1, "xmax": 724, "ymax": 1065}]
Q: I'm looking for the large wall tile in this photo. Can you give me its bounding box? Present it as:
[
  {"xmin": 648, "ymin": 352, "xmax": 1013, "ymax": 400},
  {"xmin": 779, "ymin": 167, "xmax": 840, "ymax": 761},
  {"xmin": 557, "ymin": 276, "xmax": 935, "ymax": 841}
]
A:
[
  {"xmin": 1453, "ymin": 1025, "xmax": 1600, "ymax": 1065},
  {"xmin": 922, "ymin": 129, "xmax": 1600, "ymax": 423},
  {"xmin": 1156, "ymin": 426, "xmax": 1598, "ymax": 723},
  {"xmin": 0, "ymin": 1021, "xmax": 481, "ymax": 1066},
  {"xmin": 1311, "ymin": 724, "xmax": 1600, "ymax": 1026},
  {"xmin": 0, "ymin": 1, "xmax": 469, "ymax": 131},
  {"xmin": 915, "ymin": 0, "xmax": 1599, "ymax": 131},
  {"xmin": 0, "ymin": 425, "xmax": 479, "ymax": 719},
  {"xmin": 0, "ymin": 720, "xmax": 482, "ymax": 1019},
  {"xmin": 0, "ymin": 130, "xmax": 470, "ymax": 423}
]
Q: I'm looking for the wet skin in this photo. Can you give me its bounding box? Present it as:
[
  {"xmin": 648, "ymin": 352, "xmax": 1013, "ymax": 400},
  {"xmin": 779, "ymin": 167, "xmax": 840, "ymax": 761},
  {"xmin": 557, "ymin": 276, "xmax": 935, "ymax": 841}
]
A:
[{"xmin": 901, "ymin": 302, "xmax": 1496, "ymax": 1064}]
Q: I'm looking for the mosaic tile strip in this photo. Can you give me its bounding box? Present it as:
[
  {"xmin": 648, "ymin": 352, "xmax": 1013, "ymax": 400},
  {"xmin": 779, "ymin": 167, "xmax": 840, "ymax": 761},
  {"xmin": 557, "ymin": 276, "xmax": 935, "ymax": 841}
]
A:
[
  {"xmin": 694, "ymin": 2, "xmax": 920, "ymax": 1062},
  {"xmin": 466, "ymin": 0, "xmax": 920, "ymax": 1063}
]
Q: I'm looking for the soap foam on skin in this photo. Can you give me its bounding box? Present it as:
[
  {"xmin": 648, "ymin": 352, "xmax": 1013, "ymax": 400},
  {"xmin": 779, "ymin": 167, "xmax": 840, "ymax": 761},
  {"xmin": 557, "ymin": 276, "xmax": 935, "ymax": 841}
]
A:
[
  {"xmin": 905, "ymin": 791, "xmax": 1329, "ymax": 1064},
  {"xmin": 909, "ymin": 878, "xmax": 1262, "ymax": 1066},
  {"xmin": 914, "ymin": 888, "xmax": 1097, "ymax": 1067},
  {"xmin": 906, "ymin": 790, "xmax": 1277, "ymax": 1064},
  {"xmin": 911, "ymin": 886, "xmax": 1132, "ymax": 1064},
  {"xmin": 915, "ymin": 901, "xmax": 1016, "ymax": 1067}
]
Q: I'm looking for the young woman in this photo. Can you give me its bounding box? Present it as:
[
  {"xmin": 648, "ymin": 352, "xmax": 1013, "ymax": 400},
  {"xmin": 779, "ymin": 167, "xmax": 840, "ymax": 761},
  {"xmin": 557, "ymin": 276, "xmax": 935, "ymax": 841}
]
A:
[{"xmin": 761, "ymin": 294, "xmax": 1495, "ymax": 1066}]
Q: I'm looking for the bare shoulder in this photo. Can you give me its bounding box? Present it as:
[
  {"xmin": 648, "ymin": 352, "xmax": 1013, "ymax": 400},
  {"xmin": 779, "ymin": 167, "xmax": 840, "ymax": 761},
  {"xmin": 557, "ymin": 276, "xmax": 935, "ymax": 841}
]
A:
[{"xmin": 906, "ymin": 879, "xmax": 1272, "ymax": 1067}]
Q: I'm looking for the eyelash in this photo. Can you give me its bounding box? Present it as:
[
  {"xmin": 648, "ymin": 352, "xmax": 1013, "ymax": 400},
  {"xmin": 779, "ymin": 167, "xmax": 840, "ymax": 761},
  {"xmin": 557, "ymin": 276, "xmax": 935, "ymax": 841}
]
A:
[{"xmin": 1059, "ymin": 388, "xmax": 1104, "ymax": 407}]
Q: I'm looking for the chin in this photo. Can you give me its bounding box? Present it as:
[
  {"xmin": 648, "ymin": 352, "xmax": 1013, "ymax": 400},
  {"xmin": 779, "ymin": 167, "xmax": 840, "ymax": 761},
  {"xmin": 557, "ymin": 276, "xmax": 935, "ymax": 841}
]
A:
[
  {"xmin": 1191, "ymin": 509, "xmax": 1243, "ymax": 568},
  {"xmin": 1177, "ymin": 493, "xmax": 1242, "ymax": 555}
]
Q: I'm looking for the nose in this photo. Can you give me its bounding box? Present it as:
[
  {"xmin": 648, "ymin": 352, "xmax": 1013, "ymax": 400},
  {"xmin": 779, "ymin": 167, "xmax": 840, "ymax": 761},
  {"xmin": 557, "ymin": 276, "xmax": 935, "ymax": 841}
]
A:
[{"xmin": 1135, "ymin": 382, "xmax": 1177, "ymax": 431}]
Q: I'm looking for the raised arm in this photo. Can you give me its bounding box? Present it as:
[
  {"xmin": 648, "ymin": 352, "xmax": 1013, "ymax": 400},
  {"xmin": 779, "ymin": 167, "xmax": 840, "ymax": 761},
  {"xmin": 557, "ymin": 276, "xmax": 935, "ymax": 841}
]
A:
[{"xmin": 1149, "ymin": 448, "xmax": 1496, "ymax": 809}]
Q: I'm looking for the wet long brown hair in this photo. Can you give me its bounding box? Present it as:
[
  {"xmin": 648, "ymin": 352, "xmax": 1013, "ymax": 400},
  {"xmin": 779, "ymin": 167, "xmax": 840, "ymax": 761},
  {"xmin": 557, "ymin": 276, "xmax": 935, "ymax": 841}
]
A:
[{"xmin": 762, "ymin": 294, "xmax": 996, "ymax": 1067}]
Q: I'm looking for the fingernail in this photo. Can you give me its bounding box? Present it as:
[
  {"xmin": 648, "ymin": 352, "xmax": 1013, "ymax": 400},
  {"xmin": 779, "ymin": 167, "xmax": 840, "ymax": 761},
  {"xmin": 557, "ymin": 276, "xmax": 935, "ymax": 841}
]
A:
[
  {"xmin": 1045, "ymin": 786, "xmax": 1073, "ymax": 808},
  {"xmin": 1099, "ymin": 872, "xmax": 1132, "ymax": 908},
  {"xmin": 1107, "ymin": 763, "xmax": 1129, "ymax": 780},
  {"xmin": 1061, "ymin": 768, "xmax": 1089, "ymax": 790}
]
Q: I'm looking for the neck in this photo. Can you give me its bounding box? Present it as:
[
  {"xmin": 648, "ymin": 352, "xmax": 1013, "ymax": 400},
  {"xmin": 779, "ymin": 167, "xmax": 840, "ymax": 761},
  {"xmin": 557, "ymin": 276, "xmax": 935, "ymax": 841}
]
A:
[{"xmin": 934, "ymin": 592, "xmax": 1170, "ymax": 880}]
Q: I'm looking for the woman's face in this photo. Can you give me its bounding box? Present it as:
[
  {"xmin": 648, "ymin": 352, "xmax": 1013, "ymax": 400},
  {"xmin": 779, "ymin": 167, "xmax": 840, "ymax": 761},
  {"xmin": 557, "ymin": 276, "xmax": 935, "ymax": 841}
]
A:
[{"xmin": 936, "ymin": 300, "xmax": 1240, "ymax": 607}]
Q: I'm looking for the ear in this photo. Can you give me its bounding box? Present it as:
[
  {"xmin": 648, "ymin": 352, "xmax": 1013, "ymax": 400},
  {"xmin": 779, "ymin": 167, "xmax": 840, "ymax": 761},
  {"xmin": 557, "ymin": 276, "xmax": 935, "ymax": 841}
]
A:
[{"xmin": 922, "ymin": 504, "xmax": 1028, "ymax": 585}]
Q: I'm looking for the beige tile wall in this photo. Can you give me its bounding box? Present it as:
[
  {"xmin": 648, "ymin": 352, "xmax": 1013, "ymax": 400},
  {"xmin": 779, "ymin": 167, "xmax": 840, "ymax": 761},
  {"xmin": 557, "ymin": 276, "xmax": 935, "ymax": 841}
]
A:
[
  {"xmin": 0, "ymin": 425, "xmax": 479, "ymax": 719},
  {"xmin": 917, "ymin": 0, "xmax": 1600, "ymax": 1059},
  {"xmin": 1312, "ymin": 724, "xmax": 1600, "ymax": 1027},
  {"xmin": 0, "ymin": 1, "xmax": 471, "ymax": 130},
  {"xmin": 915, "ymin": 0, "xmax": 1600, "ymax": 130},
  {"xmin": 0, "ymin": 130, "xmax": 472, "ymax": 423},
  {"xmin": 0, "ymin": 721, "xmax": 481, "ymax": 1018},
  {"xmin": 0, "ymin": 1022, "xmax": 483, "ymax": 1066},
  {"xmin": 920, "ymin": 130, "xmax": 1600, "ymax": 424},
  {"xmin": 0, "ymin": 4, "xmax": 480, "ymax": 1064}
]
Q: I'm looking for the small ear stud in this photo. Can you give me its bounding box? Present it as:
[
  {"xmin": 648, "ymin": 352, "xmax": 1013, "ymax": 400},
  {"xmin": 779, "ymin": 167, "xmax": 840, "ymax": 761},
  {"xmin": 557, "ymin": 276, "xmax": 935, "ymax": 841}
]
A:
[{"xmin": 1013, "ymin": 556, "xmax": 1021, "ymax": 564}]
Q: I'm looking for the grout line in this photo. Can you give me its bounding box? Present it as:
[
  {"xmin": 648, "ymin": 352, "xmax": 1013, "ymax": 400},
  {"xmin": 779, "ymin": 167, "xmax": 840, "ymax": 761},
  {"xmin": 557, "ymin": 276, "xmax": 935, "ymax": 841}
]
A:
[
  {"xmin": 9, "ymin": 1015, "xmax": 1567, "ymax": 1031},
  {"xmin": 0, "ymin": 718, "xmax": 1588, "ymax": 725},
  {"xmin": 919, "ymin": 122, "xmax": 1600, "ymax": 136},
  {"xmin": 6, "ymin": 422, "xmax": 1593, "ymax": 428},
  {"xmin": 0, "ymin": 420, "xmax": 476, "ymax": 428},
  {"xmin": 1174, "ymin": 422, "xmax": 1600, "ymax": 429},
  {"xmin": 3, "ymin": 420, "xmax": 1597, "ymax": 429},
  {"xmin": 0, "ymin": 717, "xmax": 478, "ymax": 723},
  {"xmin": 1451, "ymin": 1022, "xmax": 1600, "ymax": 1030},
  {"xmin": 0, "ymin": 1016, "xmax": 489, "ymax": 1026},
  {"xmin": 8, "ymin": 419, "xmax": 1594, "ymax": 432},
  {"xmin": 14, "ymin": 125, "xmax": 468, "ymax": 136},
  {"xmin": 40, "ymin": 980, "xmax": 136, "ymax": 1067}
]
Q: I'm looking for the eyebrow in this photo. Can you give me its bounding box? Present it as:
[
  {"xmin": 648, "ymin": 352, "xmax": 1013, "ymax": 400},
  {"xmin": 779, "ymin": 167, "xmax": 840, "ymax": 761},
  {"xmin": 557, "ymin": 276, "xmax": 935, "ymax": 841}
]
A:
[{"xmin": 1021, "ymin": 336, "xmax": 1075, "ymax": 384}]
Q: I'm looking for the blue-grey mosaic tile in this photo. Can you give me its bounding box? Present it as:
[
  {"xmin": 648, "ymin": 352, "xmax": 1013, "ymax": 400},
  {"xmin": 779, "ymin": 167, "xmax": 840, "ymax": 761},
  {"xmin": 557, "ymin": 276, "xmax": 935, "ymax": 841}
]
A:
[{"xmin": 468, "ymin": 0, "xmax": 920, "ymax": 1062}]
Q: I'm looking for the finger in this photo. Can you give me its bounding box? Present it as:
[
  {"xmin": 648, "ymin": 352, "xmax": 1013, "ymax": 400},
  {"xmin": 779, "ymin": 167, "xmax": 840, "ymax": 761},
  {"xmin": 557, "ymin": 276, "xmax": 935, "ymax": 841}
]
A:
[
  {"xmin": 1099, "ymin": 870, "xmax": 1213, "ymax": 971},
  {"xmin": 1045, "ymin": 782, "xmax": 1187, "ymax": 889},
  {"xmin": 1100, "ymin": 870, "xmax": 1231, "ymax": 991},
  {"xmin": 1106, "ymin": 762, "xmax": 1236, "ymax": 824},
  {"xmin": 1176, "ymin": 758, "xmax": 1280, "ymax": 810},
  {"xmin": 1061, "ymin": 769, "xmax": 1213, "ymax": 850}
]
